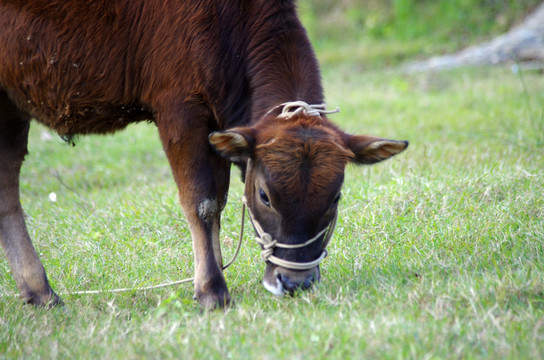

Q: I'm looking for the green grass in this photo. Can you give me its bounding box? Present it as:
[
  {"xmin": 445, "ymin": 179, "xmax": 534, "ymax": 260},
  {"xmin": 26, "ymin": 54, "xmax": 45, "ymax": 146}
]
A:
[
  {"xmin": 1, "ymin": 66, "xmax": 542, "ymax": 360},
  {"xmin": 2, "ymin": 3, "xmax": 544, "ymax": 359}
]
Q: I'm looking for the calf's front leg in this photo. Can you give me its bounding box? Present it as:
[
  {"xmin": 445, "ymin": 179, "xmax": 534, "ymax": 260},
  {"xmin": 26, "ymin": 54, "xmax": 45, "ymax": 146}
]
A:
[{"xmin": 158, "ymin": 116, "xmax": 231, "ymax": 310}]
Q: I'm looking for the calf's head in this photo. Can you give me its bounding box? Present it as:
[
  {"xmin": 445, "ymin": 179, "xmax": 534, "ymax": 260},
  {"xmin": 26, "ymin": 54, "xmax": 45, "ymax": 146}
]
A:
[{"xmin": 209, "ymin": 108, "xmax": 408, "ymax": 296}]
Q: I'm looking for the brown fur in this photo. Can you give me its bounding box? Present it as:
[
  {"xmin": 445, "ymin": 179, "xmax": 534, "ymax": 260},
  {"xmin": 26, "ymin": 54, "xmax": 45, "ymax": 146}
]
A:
[{"xmin": 0, "ymin": 0, "xmax": 407, "ymax": 309}]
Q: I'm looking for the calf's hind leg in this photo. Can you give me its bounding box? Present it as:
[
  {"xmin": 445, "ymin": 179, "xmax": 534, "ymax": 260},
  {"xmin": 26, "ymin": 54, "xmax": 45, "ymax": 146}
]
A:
[{"xmin": 0, "ymin": 93, "xmax": 60, "ymax": 306}]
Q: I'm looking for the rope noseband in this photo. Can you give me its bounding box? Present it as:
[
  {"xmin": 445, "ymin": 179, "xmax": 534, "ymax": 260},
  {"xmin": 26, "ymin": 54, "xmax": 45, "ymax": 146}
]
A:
[{"xmin": 243, "ymin": 197, "xmax": 337, "ymax": 271}]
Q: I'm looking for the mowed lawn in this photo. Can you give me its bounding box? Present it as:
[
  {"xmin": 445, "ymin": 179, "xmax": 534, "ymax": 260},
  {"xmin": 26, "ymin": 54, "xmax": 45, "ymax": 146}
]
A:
[{"xmin": 1, "ymin": 22, "xmax": 544, "ymax": 360}]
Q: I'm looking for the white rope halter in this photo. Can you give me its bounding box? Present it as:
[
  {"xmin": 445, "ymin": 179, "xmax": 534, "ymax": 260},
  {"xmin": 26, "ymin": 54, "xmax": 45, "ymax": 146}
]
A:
[
  {"xmin": 241, "ymin": 101, "xmax": 340, "ymax": 270},
  {"xmin": 265, "ymin": 101, "xmax": 340, "ymax": 119},
  {"xmin": 242, "ymin": 196, "xmax": 338, "ymax": 270}
]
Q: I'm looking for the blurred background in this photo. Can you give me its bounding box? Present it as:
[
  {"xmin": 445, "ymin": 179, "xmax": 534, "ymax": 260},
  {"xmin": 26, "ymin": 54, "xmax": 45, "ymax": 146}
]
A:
[{"xmin": 297, "ymin": 0, "xmax": 543, "ymax": 69}]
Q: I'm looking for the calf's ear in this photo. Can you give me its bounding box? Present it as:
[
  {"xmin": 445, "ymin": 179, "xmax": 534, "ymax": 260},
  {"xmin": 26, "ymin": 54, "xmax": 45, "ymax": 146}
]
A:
[
  {"xmin": 209, "ymin": 127, "xmax": 255, "ymax": 162},
  {"xmin": 347, "ymin": 135, "xmax": 408, "ymax": 165}
]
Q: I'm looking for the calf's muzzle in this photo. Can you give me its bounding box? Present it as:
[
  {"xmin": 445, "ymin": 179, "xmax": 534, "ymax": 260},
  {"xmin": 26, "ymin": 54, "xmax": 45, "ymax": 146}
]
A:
[
  {"xmin": 243, "ymin": 196, "xmax": 337, "ymax": 296},
  {"xmin": 263, "ymin": 264, "xmax": 321, "ymax": 296}
]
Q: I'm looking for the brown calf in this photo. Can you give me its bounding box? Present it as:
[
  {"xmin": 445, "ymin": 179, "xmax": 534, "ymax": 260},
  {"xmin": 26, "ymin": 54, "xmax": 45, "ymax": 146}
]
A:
[{"xmin": 0, "ymin": 0, "xmax": 407, "ymax": 310}]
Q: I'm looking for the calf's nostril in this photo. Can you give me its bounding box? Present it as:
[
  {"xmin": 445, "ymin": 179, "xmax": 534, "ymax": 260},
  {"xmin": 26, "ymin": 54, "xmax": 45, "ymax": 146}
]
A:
[
  {"xmin": 278, "ymin": 273, "xmax": 316, "ymax": 294},
  {"xmin": 278, "ymin": 274, "xmax": 297, "ymax": 293},
  {"xmin": 301, "ymin": 274, "xmax": 314, "ymax": 290}
]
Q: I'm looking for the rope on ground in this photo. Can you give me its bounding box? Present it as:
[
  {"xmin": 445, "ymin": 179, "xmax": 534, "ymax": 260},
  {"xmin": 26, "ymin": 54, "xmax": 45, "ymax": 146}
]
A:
[{"xmin": 2, "ymin": 203, "xmax": 246, "ymax": 298}]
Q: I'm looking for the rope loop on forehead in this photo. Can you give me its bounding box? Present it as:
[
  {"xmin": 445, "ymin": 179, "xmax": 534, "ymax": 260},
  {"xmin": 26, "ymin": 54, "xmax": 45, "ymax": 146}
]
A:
[
  {"xmin": 242, "ymin": 196, "xmax": 337, "ymax": 270},
  {"xmin": 265, "ymin": 101, "xmax": 340, "ymax": 119}
]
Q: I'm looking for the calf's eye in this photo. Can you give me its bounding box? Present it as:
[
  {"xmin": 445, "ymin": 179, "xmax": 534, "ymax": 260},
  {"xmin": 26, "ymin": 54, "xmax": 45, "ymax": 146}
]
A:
[{"xmin": 260, "ymin": 188, "xmax": 270, "ymax": 206}]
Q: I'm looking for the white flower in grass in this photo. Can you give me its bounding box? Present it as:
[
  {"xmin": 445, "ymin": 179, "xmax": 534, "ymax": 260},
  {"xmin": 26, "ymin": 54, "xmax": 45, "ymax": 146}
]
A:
[{"xmin": 48, "ymin": 192, "xmax": 57, "ymax": 202}]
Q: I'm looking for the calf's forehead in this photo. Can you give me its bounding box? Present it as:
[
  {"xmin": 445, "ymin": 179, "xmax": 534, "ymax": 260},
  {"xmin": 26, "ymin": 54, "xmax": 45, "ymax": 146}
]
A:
[{"xmin": 254, "ymin": 134, "xmax": 350, "ymax": 211}]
